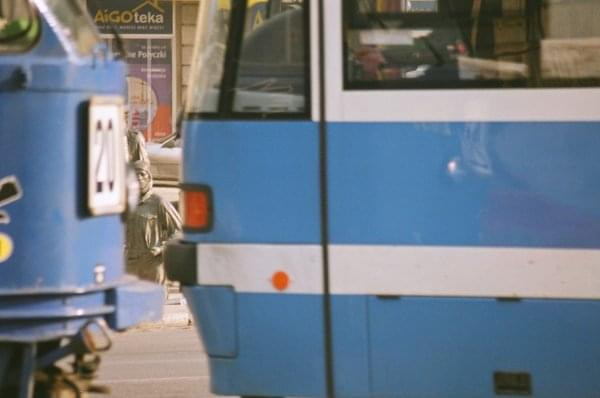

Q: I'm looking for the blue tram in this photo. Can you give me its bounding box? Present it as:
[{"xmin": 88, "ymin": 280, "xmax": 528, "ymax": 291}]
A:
[
  {"xmin": 0, "ymin": 0, "xmax": 163, "ymax": 396},
  {"xmin": 167, "ymin": 0, "xmax": 600, "ymax": 397}
]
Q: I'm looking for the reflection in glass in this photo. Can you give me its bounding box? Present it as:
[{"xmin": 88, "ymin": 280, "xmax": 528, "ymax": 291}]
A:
[
  {"xmin": 34, "ymin": 0, "xmax": 100, "ymax": 58},
  {"xmin": 186, "ymin": 0, "xmax": 306, "ymax": 115},
  {"xmin": 344, "ymin": 0, "xmax": 600, "ymax": 89},
  {"xmin": 233, "ymin": 1, "xmax": 305, "ymax": 114},
  {"xmin": 185, "ymin": 0, "xmax": 231, "ymax": 113}
]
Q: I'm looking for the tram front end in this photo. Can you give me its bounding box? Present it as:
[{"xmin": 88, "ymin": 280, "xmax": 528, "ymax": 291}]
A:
[{"xmin": 0, "ymin": 1, "xmax": 163, "ymax": 396}]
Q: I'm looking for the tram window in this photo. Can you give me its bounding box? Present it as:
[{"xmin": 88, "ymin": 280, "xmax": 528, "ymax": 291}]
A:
[
  {"xmin": 0, "ymin": 0, "xmax": 38, "ymax": 53},
  {"xmin": 232, "ymin": 1, "xmax": 307, "ymax": 115},
  {"xmin": 40, "ymin": 0, "xmax": 101, "ymax": 58},
  {"xmin": 343, "ymin": 0, "xmax": 600, "ymax": 89},
  {"xmin": 186, "ymin": 0, "xmax": 307, "ymax": 116},
  {"xmin": 185, "ymin": 1, "xmax": 231, "ymax": 113}
]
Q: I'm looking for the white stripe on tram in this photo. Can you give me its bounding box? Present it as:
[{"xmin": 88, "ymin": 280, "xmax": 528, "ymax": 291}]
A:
[
  {"xmin": 196, "ymin": 244, "xmax": 323, "ymax": 294},
  {"xmin": 195, "ymin": 244, "xmax": 600, "ymax": 299},
  {"xmin": 331, "ymin": 89, "xmax": 600, "ymax": 123},
  {"xmin": 329, "ymin": 245, "xmax": 600, "ymax": 299}
]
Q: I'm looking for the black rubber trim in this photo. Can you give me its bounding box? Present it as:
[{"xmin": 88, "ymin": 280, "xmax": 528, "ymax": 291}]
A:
[
  {"xmin": 184, "ymin": 111, "xmax": 309, "ymax": 121},
  {"xmin": 218, "ymin": 0, "xmax": 247, "ymax": 117},
  {"xmin": 317, "ymin": 1, "xmax": 335, "ymax": 397},
  {"xmin": 164, "ymin": 240, "xmax": 198, "ymax": 285}
]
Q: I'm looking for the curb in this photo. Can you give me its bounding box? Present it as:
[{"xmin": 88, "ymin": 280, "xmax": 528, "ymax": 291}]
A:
[
  {"xmin": 132, "ymin": 292, "xmax": 193, "ymax": 329},
  {"xmin": 162, "ymin": 301, "xmax": 193, "ymax": 326},
  {"xmin": 162, "ymin": 290, "xmax": 193, "ymax": 326}
]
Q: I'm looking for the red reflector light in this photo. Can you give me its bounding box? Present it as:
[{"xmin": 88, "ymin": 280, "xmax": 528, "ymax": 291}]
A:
[
  {"xmin": 182, "ymin": 186, "xmax": 213, "ymax": 231},
  {"xmin": 271, "ymin": 271, "xmax": 290, "ymax": 292}
]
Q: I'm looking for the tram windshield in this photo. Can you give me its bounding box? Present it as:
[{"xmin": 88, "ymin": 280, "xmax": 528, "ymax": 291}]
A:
[
  {"xmin": 0, "ymin": 0, "xmax": 38, "ymax": 52},
  {"xmin": 186, "ymin": 0, "xmax": 306, "ymax": 115},
  {"xmin": 31, "ymin": 0, "xmax": 100, "ymax": 58},
  {"xmin": 344, "ymin": 0, "xmax": 600, "ymax": 89},
  {"xmin": 185, "ymin": 0, "xmax": 231, "ymax": 113}
]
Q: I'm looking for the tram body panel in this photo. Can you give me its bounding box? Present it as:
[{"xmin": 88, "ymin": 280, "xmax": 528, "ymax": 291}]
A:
[
  {"xmin": 326, "ymin": 120, "xmax": 600, "ymax": 300},
  {"xmin": 0, "ymin": 92, "xmax": 125, "ymax": 291},
  {"xmin": 168, "ymin": 0, "xmax": 600, "ymax": 396},
  {"xmin": 180, "ymin": 118, "xmax": 327, "ymax": 395},
  {"xmin": 328, "ymin": 121, "xmax": 600, "ymax": 247},
  {"xmin": 182, "ymin": 121, "xmax": 321, "ymax": 243},
  {"xmin": 185, "ymin": 287, "xmax": 327, "ymax": 397},
  {"xmin": 362, "ymin": 297, "xmax": 600, "ymax": 398}
]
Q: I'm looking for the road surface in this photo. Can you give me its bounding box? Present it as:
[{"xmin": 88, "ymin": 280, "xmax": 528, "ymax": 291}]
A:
[{"xmin": 93, "ymin": 325, "xmax": 215, "ymax": 398}]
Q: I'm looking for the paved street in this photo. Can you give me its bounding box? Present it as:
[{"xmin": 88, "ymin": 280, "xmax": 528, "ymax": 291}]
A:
[{"xmin": 93, "ymin": 326, "xmax": 216, "ymax": 398}]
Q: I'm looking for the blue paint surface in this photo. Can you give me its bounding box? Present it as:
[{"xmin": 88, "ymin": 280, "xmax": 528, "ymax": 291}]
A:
[
  {"xmin": 182, "ymin": 290, "xmax": 600, "ymax": 398},
  {"xmin": 182, "ymin": 120, "xmax": 600, "ymax": 248},
  {"xmin": 328, "ymin": 122, "xmax": 600, "ymax": 248},
  {"xmin": 184, "ymin": 287, "xmax": 327, "ymax": 397},
  {"xmin": 0, "ymin": 92, "xmax": 124, "ymax": 291},
  {"xmin": 0, "ymin": 19, "xmax": 126, "ymax": 93},
  {"xmin": 184, "ymin": 286, "xmax": 238, "ymax": 357},
  {"xmin": 367, "ymin": 296, "xmax": 600, "ymax": 397},
  {"xmin": 182, "ymin": 120, "xmax": 321, "ymax": 243}
]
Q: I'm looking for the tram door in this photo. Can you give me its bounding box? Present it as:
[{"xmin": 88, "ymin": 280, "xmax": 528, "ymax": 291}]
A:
[{"xmin": 181, "ymin": 1, "xmax": 327, "ymax": 395}]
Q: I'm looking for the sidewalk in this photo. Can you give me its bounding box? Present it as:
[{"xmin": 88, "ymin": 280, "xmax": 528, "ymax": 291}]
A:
[
  {"xmin": 162, "ymin": 283, "xmax": 193, "ymax": 326},
  {"xmin": 162, "ymin": 289, "xmax": 193, "ymax": 326}
]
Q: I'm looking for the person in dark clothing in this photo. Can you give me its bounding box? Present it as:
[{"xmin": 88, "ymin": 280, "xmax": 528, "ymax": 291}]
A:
[{"xmin": 125, "ymin": 160, "xmax": 181, "ymax": 284}]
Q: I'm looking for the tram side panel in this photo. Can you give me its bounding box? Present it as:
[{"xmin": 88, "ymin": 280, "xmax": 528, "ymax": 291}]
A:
[
  {"xmin": 327, "ymin": 1, "xmax": 600, "ymax": 397},
  {"xmin": 170, "ymin": 0, "xmax": 600, "ymax": 397}
]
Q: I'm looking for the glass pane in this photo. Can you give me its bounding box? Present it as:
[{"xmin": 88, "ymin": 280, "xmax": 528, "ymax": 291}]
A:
[
  {"xmin": 185, "ymin": 0, "xmax": 231, "ymax": 113},
  {"xmin": 541, "ymin": 0, "xmax": 600, "ymax": 80},
  {"xmin": 373, "ymin": 0, "xmax": 437, "ymax": 12},
  {"xmin": 232, "ymin": 0, "xmax": 306, "ymax": 114},
  {"xmin": 344, "ymin": 0, "xmax": 600, "ymax": 89},
  {"xmin": 34, "ymin": 0, "xmax": 100, "ymax": 58},
  {"xmin": 0, "ymin": 0, "xmax": 39, "ymax": 53}
]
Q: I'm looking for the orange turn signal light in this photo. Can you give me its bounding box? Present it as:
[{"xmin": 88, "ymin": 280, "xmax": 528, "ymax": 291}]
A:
[{"xmin": 181, "ymin": 185, "xmax": 213, "ymax": 231}]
